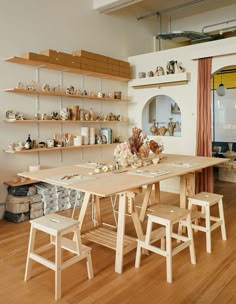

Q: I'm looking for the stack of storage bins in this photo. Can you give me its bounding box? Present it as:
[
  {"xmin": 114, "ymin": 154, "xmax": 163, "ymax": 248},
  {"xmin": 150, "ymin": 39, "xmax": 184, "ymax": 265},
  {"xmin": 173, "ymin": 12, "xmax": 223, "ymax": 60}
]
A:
[{"xmin": 5, "ymin": 184, "xmax": 43, "ymax": 222}]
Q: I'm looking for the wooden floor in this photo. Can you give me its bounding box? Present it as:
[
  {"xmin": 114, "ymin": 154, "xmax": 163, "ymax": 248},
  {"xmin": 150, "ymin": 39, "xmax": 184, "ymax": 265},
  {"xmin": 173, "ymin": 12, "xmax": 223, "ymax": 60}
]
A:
[{"xmin": 0, "ymin": 180, "xmax": 236, "ymax": 304}]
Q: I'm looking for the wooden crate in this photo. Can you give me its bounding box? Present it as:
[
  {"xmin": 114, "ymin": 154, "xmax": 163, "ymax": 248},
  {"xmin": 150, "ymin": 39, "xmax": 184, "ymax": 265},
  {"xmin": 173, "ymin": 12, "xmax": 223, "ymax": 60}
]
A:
[{"xmin": 20, "ymin": 52, "xmax": 50, "ymax": 62}]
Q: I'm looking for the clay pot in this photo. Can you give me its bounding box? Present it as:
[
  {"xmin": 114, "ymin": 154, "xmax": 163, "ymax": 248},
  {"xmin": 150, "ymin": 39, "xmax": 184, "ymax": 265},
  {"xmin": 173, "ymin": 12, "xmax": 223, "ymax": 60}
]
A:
[{"xmin": 158, "ymin": 126, "xmax": 167, "ymax": 136}]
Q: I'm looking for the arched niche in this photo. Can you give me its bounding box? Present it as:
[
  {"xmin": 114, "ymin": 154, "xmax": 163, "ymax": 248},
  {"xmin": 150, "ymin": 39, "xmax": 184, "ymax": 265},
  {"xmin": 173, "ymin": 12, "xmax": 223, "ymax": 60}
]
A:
[{"xmin": 142, "ymin": 95, "xmax": 182, "ymax": 137}]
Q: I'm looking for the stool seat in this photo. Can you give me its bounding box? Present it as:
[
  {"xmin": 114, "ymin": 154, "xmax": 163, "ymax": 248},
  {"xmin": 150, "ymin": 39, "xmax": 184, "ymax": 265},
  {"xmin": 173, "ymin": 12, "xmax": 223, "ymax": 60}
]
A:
[
  {"xmin": 135, "ymin": 204, "xmax": 196, "ymax": 283},
  {"xmin": 188, "ymin": 192, "xmax": 227, "ymax": 253},
  {"xmin": 24, "ymin": 213, "xmax": 94, "ymax": 300}
]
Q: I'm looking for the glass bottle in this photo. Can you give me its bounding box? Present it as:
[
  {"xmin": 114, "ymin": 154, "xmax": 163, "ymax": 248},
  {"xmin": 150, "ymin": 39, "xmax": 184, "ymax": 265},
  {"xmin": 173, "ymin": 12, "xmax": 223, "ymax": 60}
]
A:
[{"xmin": 25, "ymin": 134, "xmax": 32, "ymax": 149}]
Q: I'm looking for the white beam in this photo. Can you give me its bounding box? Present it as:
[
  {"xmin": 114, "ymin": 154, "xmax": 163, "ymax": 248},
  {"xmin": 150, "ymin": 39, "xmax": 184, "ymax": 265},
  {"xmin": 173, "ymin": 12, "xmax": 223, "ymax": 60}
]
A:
[{"xmin": 93, "ymin": 0, "xmax": 143, "ymax": 13}]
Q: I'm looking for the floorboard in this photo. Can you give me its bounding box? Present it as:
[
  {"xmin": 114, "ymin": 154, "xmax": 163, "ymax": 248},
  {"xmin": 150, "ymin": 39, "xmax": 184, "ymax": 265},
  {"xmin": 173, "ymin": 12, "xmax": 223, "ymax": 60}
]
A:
[{"xmin": 0, "ymin": 180, "xmax": 235, "ymax": 304}]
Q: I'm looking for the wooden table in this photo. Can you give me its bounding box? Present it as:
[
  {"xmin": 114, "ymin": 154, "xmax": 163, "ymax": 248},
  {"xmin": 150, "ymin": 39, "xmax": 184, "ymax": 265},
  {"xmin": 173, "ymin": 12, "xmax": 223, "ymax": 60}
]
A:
[{"xmin": 18, "ymin": 154, "xmax": 227, "ymax": 273}]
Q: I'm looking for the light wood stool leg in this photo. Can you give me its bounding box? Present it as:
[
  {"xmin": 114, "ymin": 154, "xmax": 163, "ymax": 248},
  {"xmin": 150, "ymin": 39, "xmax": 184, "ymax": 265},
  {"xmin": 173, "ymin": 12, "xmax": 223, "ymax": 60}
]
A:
[
  {"xmin": 218, "ymin": 199, "xmax": 227, "ymax": 240},
  {"xmin": 205, "ymin": 205, "xmax": 211, "ymax": 253},
  {"xmin": 186, "ymin": 214, "xmax": 196, "ymax": 264},
  {"xmin": 24, "ymin": 225, "xmax": 36, "ymax": 282},
  {"xmin": 55, "ymin": 234, "xmax": 62, "ymax": 301},
  {"xmin": 166, "ymin": 222, "xmax": 172, "ymax": 283},
  {"xmin": 135, "ymin": 242, "xmax": 142, "ymax": 268},
  {"xmin": 86, "ymin": 251, "xmax": 94, "ymax": 279}
]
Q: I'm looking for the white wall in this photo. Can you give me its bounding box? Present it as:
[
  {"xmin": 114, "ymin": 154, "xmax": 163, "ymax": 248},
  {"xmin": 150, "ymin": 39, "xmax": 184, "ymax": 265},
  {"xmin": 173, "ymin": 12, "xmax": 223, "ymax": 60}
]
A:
[
  {"xmin": 128, "ymin": 37, "xmax": 236, "ymax": 192},
  {"xmin": 0, "ymin": 0, "xmax": 156, "ymax": 202}
]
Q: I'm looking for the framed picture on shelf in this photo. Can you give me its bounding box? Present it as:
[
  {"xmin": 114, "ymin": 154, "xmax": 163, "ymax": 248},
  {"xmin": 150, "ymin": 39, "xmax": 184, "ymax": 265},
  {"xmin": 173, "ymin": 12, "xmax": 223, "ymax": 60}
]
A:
[{"xmin": 171, "ymin": 102, "xmax": 181, "ymax": 114}]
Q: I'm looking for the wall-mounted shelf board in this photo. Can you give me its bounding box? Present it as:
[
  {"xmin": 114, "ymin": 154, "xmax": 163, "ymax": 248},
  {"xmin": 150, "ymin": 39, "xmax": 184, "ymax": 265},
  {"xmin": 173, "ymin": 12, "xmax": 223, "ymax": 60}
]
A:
[
  {"xmin": 4, "ymin": 88, "xmax": 129, "ymax": 102},
  {"xmin": 4, "ymin": 143, "xmax": 117, "ymax": 154},
  {"xmin": 4, "ymin": 57, "xmax": 130, "ymax": 82},
  {"xmin": 3, "ymin": 119, "xmax": 127, "ymax": 124},
  {"xmin": 129, "ymin": 72, "xmax": 191, "ymax": 88},
  {"xmin": 4, "ymin": 179, "xmax": 38, "ymax": 187}
]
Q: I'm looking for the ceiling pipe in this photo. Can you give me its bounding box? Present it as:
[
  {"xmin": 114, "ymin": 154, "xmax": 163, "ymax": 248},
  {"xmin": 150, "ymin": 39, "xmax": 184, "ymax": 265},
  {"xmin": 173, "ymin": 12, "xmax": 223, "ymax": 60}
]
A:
[{"xmin": 137, "ymin": 0, "xmax": 205, "ymax": 21}]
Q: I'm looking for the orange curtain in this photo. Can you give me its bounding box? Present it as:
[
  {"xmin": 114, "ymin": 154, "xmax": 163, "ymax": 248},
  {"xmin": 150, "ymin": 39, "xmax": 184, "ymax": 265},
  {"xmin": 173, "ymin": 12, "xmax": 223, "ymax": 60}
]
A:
[{"xmin": 195, "ymin": 57, "xmax": 213, "ymax": 193}]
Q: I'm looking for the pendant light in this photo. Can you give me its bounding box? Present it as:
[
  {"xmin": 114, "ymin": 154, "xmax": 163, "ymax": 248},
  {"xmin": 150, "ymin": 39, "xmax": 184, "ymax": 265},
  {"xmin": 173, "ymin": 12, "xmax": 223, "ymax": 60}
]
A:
[{"xmin": 216, "ymin": 73, "xmax": 227, "ymax": 97}]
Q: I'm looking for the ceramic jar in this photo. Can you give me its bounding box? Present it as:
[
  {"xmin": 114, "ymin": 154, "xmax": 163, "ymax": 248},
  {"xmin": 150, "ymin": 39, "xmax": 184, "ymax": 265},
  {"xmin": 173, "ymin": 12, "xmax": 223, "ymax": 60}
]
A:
[{"xmin": 150, "ymin": 120, "xmax": 158, "ymax": 135}]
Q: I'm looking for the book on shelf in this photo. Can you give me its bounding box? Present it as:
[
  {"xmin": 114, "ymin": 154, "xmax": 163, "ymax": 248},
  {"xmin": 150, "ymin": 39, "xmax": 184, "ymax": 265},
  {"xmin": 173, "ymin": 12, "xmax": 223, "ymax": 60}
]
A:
[{"xmin": 99, "ymin": 127, "xmax": 112, "ymax": 144}]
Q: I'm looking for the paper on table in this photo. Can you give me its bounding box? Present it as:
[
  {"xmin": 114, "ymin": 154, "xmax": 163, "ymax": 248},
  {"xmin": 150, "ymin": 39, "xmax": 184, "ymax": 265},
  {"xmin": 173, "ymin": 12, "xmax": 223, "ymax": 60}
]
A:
[
  {"xmin": 76, "ymin": 162, "xmax": 105, "ymax": 169},
  {"xmin": 127, "ymin": 170, "xmax": 170, "ymax": 178},
  {"xmin": 46, "ymin": 174, "xmax": 96, "ymax": 185},
  {"xmin": 169, "ymin": 162, "xmax": 200, "ymax": 168}
]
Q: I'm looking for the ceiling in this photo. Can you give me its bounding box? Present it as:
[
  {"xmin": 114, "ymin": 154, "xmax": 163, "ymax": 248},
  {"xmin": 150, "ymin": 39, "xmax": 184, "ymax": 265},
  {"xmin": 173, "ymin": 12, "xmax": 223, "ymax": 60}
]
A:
[
  {"xmin": 94, "ymin": 0, "xmax": 236, "ymax": 43},
  {"xmin": 96, "ymin": 0, "xmax": 236, "ymax": 19},
  {"xmin": 128, "ymin": 0, "xmax": 236, "ymax": 20}
]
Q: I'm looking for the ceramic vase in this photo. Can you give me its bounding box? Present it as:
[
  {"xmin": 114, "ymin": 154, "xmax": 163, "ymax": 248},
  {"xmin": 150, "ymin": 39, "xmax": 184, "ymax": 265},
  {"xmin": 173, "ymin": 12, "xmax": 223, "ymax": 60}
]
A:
[
  {"xmin": 150, "ymin": 120, "xmax": 158, "ymax": 135},
  {"xmin": 168, "ymin": 118, "xmax": 175, "ymax": 136}
]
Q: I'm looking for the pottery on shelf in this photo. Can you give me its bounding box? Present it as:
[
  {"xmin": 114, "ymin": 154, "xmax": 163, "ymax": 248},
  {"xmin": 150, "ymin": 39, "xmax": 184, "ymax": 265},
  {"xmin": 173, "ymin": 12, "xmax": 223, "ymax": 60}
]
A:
[
  {"xmin": 150, "ymin": 120, "xmax": 158, "ymax": 135},
  {"xmin": 168, "ymin": 118, "xmax": 176, "ymax": 136},
  {"xmin": 158, "ymin": 126, "xmax": 167, "ymax": 136}
]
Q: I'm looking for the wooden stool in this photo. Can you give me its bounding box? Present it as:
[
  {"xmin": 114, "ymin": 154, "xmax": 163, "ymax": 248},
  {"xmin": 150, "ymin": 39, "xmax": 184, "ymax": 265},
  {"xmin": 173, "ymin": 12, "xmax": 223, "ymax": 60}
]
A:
[
  {"xmin": 24, "ymin": 213, "xmax": 94, "ymax": 300},
  {"xmin": 135, "ymin": 204, "xmax": 196, "ymax": 283},
  {"xmin": 188, "ymin": 192, "xmax": 227, "ymax": 253}
]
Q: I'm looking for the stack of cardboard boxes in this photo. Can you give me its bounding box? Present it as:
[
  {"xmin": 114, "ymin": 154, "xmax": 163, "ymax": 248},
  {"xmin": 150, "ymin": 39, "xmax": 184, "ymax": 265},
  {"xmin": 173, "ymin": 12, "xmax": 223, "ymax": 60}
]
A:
[{"xmin": 20, "ymin": 49, "xmax": 131, "ymax": 79}]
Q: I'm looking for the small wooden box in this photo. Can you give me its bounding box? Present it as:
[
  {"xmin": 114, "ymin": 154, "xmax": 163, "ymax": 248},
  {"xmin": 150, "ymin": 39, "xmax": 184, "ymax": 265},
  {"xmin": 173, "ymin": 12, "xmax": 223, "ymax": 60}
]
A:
[
  {"xmin": 40, "ymin": 49, "xmax": 74, "ymax": 65},
  {"xmin": 20, "ymin": 52, "xmax": 50, "ymax": 62},
  {"xmin": 72, "ymin": 49, "xmax": 97, "ymax": 60},
  {"xmin": 107, "ymin": 57, "xmax": 120, "ymax": 65},
  {"xmin": 119, "ymin": 60, "xmax": 130, "ymax": 68},
  {"xmin": 95, "ymin": 53, "xmax": 107, "ymax": 63}
]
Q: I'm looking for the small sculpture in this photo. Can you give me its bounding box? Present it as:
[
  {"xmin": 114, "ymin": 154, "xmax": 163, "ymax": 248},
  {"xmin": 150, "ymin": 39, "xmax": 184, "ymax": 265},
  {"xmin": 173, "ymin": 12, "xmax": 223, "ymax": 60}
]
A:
[
  {"xmin": 16, "ymin": 82, "xmax": 25, "ymax": 89},
  {"xmin": 147, "ymin": 71, "xmax": 154, "ymax": 77},
  {"xmin": 66, "ymin": 85, "xmax": 75, "ymax": 95},
  {"xmin": 42, "ymin": 83, "xmax": 50, "ymax": 92},
  {"xmin": 166, "ymin": 61, "xmax": 176, "ymax": 74},
  {"xmin": 27, "ymin": 80, "xmax": 36, "ymax": 91},
  {"xmin": 155, "ymin": 66, "xmax": 165, "ymax": 76}
]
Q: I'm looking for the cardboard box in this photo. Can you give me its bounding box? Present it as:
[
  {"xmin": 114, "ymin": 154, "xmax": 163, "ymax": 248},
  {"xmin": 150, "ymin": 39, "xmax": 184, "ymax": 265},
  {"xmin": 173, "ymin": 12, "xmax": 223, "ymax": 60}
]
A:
[
  {"xmin": 119, "ymin": 60, "xmax": 130, "ymax": 68},
  {"xmin": 81, "ymin": 64, "xmax": 96, "ymax": 72},
  {"xmin": 119, "ymin": 71, "xmax": 132, "ymax": 79},
  {"xmin": 72, "ymin": 49, "xmax": 97, "ymax": 60},
  {"xmin": 40, "ymin": 49, "xmax": 74, "ymax": 65},
  {"xmin": 80, "ymin": 57, "xmax": 96, "ymax": 65},
  {"xmin": 95, "ymin": 66, "xmax": 109, "ymax": 74},
  {"xmin": 95, "ymin": 61, "xmax": 108, "ymax": 69},
  {"xmin": 95, "ymin": 53, "xmax": 107, "ymax": 63},
  {"xmin": 6, "ymin": 201, "xmax": 29, "ymax": 213},
  {"xmin": 20, "ymin": 52, "xmax": 50, "ymax": 62},
  {"xmin": 107, "ymin": 57, "xmax": 120, "ymax": 65}
]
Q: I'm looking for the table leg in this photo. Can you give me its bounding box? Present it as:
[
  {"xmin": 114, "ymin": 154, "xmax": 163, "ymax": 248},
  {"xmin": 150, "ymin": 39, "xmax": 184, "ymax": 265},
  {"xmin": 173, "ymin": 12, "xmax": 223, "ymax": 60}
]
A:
[
  {"xmin": 154, "ymin": 182, "xmax": 160, "ymax": 204},
  {"xmin": 94, "ymin": 195, "xmax": 102, "ymax": 227},
  {"xmin": 115, "ymin": 192, "xmax": 126, "ymax": 274},
  {"xmin": 139, "ymin": 184, "xmax": 153, "ymax": 222},
  {"xmin": 77, "ymin": 192, "xmax": 91, "ymax": 229},
  {"xmin": 180, "ymin": 175, "xmax": 187, "ymax": 209}
]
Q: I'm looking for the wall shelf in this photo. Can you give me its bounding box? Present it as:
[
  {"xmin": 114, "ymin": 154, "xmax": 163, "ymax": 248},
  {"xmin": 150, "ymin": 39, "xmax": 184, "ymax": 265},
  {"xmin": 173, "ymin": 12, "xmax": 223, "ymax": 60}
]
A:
[
  {"xmin": 4, "ymin": 88, "xmax": 129, "ymax": 102},
  {"xmin": 4, "ymin": 57, "xmax": 131, "ymax": 82},
  {"xmin": 129, "ymin": 72, "xmax": 191, "ymax": 88},
  {"xmin": 4, "ymin": 143, "xmax": 117, "ymax": 154},
  {"xmin": 3, "ymin": 119, "xmax": 127, "ymax": 124}
]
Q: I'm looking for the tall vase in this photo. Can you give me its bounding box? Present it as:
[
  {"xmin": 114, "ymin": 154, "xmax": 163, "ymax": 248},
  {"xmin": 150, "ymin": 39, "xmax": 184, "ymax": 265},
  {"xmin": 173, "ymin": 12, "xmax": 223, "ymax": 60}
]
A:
[
  {"xmin": 168, "ymin": 118, "xmax": 175, "ymax": 136},
  {"xmin": 150, "ymin": 120, "xmax": 158, "ymax": 135}
]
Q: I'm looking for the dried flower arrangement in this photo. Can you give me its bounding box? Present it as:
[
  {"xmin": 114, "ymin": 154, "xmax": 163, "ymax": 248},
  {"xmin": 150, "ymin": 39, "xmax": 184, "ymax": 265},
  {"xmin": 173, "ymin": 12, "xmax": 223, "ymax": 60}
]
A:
[{"xmin": 114, "ymin": 127, "xmax": 164, "ymax": 168}]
